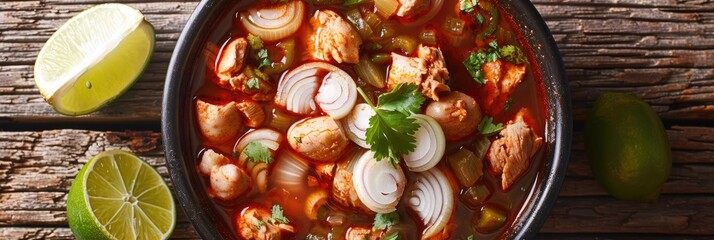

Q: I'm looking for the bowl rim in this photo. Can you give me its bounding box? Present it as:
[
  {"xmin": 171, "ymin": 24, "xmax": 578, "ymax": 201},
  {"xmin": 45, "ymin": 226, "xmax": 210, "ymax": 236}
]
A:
[{"xmin": 162, "ymin": 0, "xmax": 572, "ymax": 239}]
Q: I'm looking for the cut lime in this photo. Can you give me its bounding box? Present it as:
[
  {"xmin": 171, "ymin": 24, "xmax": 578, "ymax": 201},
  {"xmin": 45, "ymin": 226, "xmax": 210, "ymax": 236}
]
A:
[
  {"xmin": 67, "ymin": 150, "xmax": 175, "ymax": 240},
  {"xmin": 34, "ymin": 3, "xmax": 155, "ymax": 116}
]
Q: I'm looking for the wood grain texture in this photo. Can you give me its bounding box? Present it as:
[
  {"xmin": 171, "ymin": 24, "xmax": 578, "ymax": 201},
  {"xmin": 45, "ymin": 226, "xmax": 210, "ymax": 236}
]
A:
[{"xmin": 1, "ymin": 0, "xmax": 714, "ymax": 122}]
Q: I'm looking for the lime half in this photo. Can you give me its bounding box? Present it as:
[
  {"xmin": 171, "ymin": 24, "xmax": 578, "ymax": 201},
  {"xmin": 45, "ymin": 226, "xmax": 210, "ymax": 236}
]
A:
[
  {"xmin": 34, "ymin": 3, "xmax": 155, "ymax": 116},
  {"xmin": 67, "ymin": 150, "xmax": 175, "ymax": 240}
]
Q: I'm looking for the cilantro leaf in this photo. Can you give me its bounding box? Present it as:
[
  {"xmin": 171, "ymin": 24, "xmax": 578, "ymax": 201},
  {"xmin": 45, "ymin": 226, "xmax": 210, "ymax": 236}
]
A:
[
  {"xmin": 377, "ymin": 83, "xmax": 425, "ymax": 115},
  {"xmin": 247, "ymin": 34, "xmax": 272, "ymax": 69},
  {"xmin": 479, "ymin": 116, "xmax": 504, "ymax": 136},
  {"xmin": 253, "ymin": 220, "xmax": 265, "ymax": 230},
  {"xmin": 373, "ymin": 211, "xmax": 400, "ymax": 230},
  {"xmin": 500, "ymin": 45, "xmax": 528, "ymax": 64},
  {"xmin": 244, "ymin": 142, "xmax": 273, "ymax": 163},
  {"xmin": 383, "ymin": 232, "xmax": 402, "ymax": 240},
  {"xmin": 358, "ymin": 83, "xmax": 423, "ymax": 166},
  {"xmin": 463, "ymin": 40, "xmax": 501, "ymax": 84},
  {"xmin": 247, "ymin": 34, "xmax": 263, "ymax": 50},
  {"xmin": 476, "ymin": 13, "xmax": 484, "ymax": 24},
  {"xmin": 246, "ymin": 77, "xmax": 261, "ymax": 90},
  {"xmin": 467, "ymin": 235, "xmax": 474, "ymax": 240},
  {"xmin": 294, "ymin": 136, "xmax": 302, "ymax": 143},
  {"xmin": 270, "ymin": 204, "xmax": 290, "ymax": 224},
  {"xmin": 459, "ymin": 0, "xmax": 479, "ymax": 13}
]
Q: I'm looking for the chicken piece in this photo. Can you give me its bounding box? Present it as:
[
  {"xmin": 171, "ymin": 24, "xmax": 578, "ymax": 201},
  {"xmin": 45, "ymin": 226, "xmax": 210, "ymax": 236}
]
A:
[
  {"xmin": 345, "ymin": 227, "xmax": 382, "ymax": 240},
  {"xmin": 396, "ymin": 0, "xmax": 429, "ymax": 17},
  {"xmin": 215, "ymin": 37, "xmax": 248, "ymax": 81},
  {"xmin": 425, "ymin": 91, "xmax": 482, "ymax": 141},
  {"xmin": 388, "ymin": 44, "xmax": 450, "ymax": 100},
  {"xmin": 482, "ymin": 59, "xmax": 527, "ymax": 110},
  {"xmin": 226, "ymin": 70, "xmax": 275, "ymax": 102},
  {"xmin": 308, "ymin": 10, "xmax": 362, "ymax": 64},
  {"xmin": 287, "ymin": 116, "xmax": 350, "ymax": 162},
  {"xmin": 316, "ymin": 163, "xmax": 336, "ymax": 180},
  {"xmin": 210, "ymin": 164, "xmax": 251, "ymax": 201},
  {"xmin": 332, "ymin": 160, "xmax": 371, "ymax": 213},
  {"xmin": 195, "ymin": 99, "xmax": 242, "ymax": 143},
  {"xmin": 487, "ymin": 116, "xmax": 543, "ymax": 190},
  {"xmin": 199, "ymin": 149, "xmax": 230, "ymax": 176},
  {"xmin": 237, "ymin": 100, "xmax": 266, "ymax": 128},
  {"xmin": 237, "ymin": 206, "xmax": 296, "ymax": 240}
]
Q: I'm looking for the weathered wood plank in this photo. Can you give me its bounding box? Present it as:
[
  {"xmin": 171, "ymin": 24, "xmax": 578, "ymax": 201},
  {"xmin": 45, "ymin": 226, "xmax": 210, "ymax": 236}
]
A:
[
  {"xmin": 0, "ymin": 224, "xmax": 200, "ymax": 240},
  {"xmin": 2, "ymin": 0, "xmax": 714, "ymax": 121}
]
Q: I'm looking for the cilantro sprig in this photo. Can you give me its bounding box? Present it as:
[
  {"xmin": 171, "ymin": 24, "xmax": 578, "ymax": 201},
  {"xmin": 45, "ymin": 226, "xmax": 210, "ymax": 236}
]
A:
[
  {"xmin": 244, "ymin": 142, "xmax": 273, "ymax": 163},
  {"xmin": 479, "ymin": 116, "xmax": 504, "ymax": 136},
  {"xmin": 463, "ymin": 40, "xmax": 528, "ymax": 84},
  {"xmin": 270, "ymin": 204, "xmax": 289, "ymax": 224},
  {"xmin": 247, "ymin": 34, "xmax": 271, "ymax": 69},
  {"xmin": 373, "ymin": 211, "xmax": 400, "ymax": 230},
  {"xmin": 357, "ymin": 83, "xmax": 425, "ymax": 166}
]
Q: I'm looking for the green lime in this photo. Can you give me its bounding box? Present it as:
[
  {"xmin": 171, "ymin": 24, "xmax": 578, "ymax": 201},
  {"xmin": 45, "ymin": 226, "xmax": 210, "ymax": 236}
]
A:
[
  {"xmin": 67, "ymin": 150, "xmax": 175, "ymax": 240},
  {"xmin": 585, "ymin": 92, "xmax": 672, "ymax": 202},
  {"xmin": 34, "ymin": 3, "xmax": 155, "ymax": 116}
]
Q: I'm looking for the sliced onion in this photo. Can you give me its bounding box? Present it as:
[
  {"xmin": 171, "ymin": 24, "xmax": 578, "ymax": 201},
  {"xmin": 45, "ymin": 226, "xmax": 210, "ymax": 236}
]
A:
[
  {"xmin": 403, "ymin": 0, "xmax": 444, "ymax": 26},
  {"xmin": 352, "ymin": 151, "xmax": 406, "ymax": 213},
  {"xmin": 233, "ymin": 129, "xmax": 284, "ymax": 192},
  {"xmin": 406, "ymin": 168, "xmax": 454, "ymax": 239},
  {"xmin": 239, "ymin": 0, "xmax": 305, "ymax": 41},
  {"xmin": 276, "ymin": 62, "xmax": 354, "ymax": 116},
  {"xmin": 403, "ymin": 114, "xmax": 446, "ymax": 172},
  {"xmin": 344, "ymin": 103, "xmax": 375, "ymax": 148},
  {"xmin": 272, "ymin": 150, "xmax": 311, "ymax": 193},
  {"xmin": 315, "ymin": 69, "xmax": 357, "ymax": 119},
  {"xmin": 305, "ymin": 189, "xmax": 329, "ymax": 220}
]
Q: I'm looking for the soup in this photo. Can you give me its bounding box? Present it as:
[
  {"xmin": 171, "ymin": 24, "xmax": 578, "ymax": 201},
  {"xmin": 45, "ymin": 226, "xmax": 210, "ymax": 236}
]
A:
[{"xmin": 190, "ymin": 0, "xmax": 547, "ymax": 238}]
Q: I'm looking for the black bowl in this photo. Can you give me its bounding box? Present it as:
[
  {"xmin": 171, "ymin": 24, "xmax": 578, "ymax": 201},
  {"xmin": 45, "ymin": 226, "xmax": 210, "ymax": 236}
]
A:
[{"xmin": 162, "ymin": 0, "xmax": 571, "ymax": 239}]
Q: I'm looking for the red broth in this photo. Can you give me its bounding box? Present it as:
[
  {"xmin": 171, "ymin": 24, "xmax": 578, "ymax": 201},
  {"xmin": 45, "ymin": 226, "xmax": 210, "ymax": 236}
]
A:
[{"xmin": 188, "ymin": 0, "xmax": 548, "ymax": 238}]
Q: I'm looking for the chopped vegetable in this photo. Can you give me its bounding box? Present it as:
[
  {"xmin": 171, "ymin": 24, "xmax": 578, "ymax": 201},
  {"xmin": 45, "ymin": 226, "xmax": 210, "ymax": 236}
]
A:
[
  {"xmin": 476, "ymin": 13, "xmax": 484, "ymax": 24},
  {"xmin": 244, "ymin": 142, "xmax": 273, "ymax": 163},
  {"xmin": 354, "ymin": 54, "xmax": 387, "ymax": 88},
  {"xmin": 371, "ymin": 54, "xmax": 391, "ymax": 64},
  {"xmin": 419, "ymin": 28, "xmax": 438, "ymax": 45},
  {"xmin": 375, "ymin": 0, "xmax": 399, "ymax": 19},
  {"xmin": 264, "ymin": 38, "xmax": 296, "ymax": 75},
  {"xmin": 357, "ymin": 83, "xmax": 425, "ymax": 165},
  {"xmin": 373, "ymin": 211, "xmax": 400, "ymax": 230},
  {"xmin": 472, "ymin": 135, "xmax": 491, "ymax": 161},
  {"xmin": 467, "ymin": 235, "xmax": 475, "ymax": 240},
  {"xmin": 462, "ymin": 184, "xmax": 491, "ymax": 207},
  {"xmin": 383, "ymin": 35, "xmax": 418, "ymax": 55},
  {"xmin": 459, "ymin": 0, "xmax": 478, "ymax": 13},
  {"xmin": 271, "ymin": 204, "xmax": 290, "ymax": 224},
  {"xmin": 447, "ymin": 148, "xmax": 483, "ymax": 187},
  {"xmin": 345, "ymin": 9, "xmax": 374, "ymax": 39},
  {"xmin": 478, "ymin": 116, "xmax": 504, "ymax": 136},
  {"xmin": 383, "ymin": 231, "xmax": 402, "ymax": 240},
  {"xmin": 476, "ymin": 0, "xmax": 500, "ymax": 39},
  {"xmin": 475, "ymin": 205, "xmax": 507, "ymax": 233},
  {"xmin": 344, "ymin": 0, "xmax": 371, "ymax": 6},
  {"xmin": 443, "ymin": 17, "xmax": 466, "ymax": 35},
  {"xmin": 247, "ymin": 33, "xmax": 263, "ymax": 50}
]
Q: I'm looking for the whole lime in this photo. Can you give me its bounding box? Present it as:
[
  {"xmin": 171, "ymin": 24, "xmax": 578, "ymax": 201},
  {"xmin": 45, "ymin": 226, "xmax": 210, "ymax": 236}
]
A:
[{"xmin": 585, "ymin": 92, "xmax": 672, "ymax": 201}]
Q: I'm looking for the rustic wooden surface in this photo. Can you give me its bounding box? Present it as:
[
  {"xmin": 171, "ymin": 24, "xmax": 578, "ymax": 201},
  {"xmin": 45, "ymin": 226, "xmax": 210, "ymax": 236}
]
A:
[{"xmin": 1, "ymin": 0, "xmax": 712, "ymax": 239}]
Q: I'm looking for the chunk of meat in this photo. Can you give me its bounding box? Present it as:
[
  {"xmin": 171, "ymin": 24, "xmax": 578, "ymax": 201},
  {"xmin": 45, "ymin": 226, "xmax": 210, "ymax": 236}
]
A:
[
  {"xmin": 487, "ymin": 116, "xmax": 543, "ymax": 190},
  {"xmin": 332, "ymin": 160, "xmax": 371, "ymax": 213},
  {"xmin": 425, "ymin": 91, "xmax": 482, "ymax": 141},
  {"xmin": 210, "ymin": 163, "xmax": 251, "ymax": 201},
  {"xmin": 226, "ymin": 69, "xmax": 275, "ymax": 101},
  {"xmin": 308, "ymin": 10, "xmax": 362, "ymax": 64},
  {"xmin": 481, "ymin": 59, "xmax": 526, "ymax": 112},
  {"xmin": 345, "ymin": 227, "xmax": 383, "ymax": 240},
  {"xmin": 195, "ymin": 99, "xmax": 242, "ymax": 143},
  {"xmin": 199, "ymin": 149, "xmax": 230, "ymax": 176},
  {"xmin": 388, "ymin": 44, "xmax": 450, "ymax": 100},
  {"xmin": 287, "ymin": 116, "xmax": 350, "ymax": 162},
  {"xmin": 237, "ymin": 206, "xmax": 296, "ymax": 240},
  {"xmin": 396, "ymin": 0, "xmax": 429, "ymax": 17},
  {"xmin": 215, "ymin": 37, "xmax": 248, "ymax": 81},
  {"xmin": 237, "ymin": 100, "xmax": 266, "ymax": 128}
]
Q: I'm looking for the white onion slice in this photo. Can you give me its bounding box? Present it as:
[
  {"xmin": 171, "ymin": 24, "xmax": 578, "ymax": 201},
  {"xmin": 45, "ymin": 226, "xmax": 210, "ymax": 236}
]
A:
[
  {"xmin": 233, "ymin": 129, "xmax": 284, "ymax": 192},
  {"xmin": 239, "ymin": 0, "xmax": 305, "ymax": 41},
  {"xmin": 272, "ymin": 150, "xmax": 311, "ymax": 193},
  {"xmin": 406, "ymin": 168, "xmax": 454, "ymax": 239},
  {"xmin": 352, "ymin": 151, "xmax": 406, "ymax": 213},
  {"xmin": 315, "ymin": 69, "xmax": 357, "ymax": 119},
  {"xmin": 403, "ymin": 114, "xmax": 446, "ymax": 172},
  {"xmin": 276, "ymin": 62, "xmax": 355, "ymax": 116},
  {"xmin": 404, "ymin": 0, "xmax": 444, "ymax": 26},
  {"xmin": 344, "ymin": 103, "xmax": 375, "ymax": 148}
]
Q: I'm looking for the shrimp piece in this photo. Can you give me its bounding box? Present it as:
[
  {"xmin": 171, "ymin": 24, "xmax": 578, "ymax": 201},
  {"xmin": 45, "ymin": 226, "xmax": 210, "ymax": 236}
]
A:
[{"xmin": 237, "ymin": 206, "xmax": 296, "ymax": 240}]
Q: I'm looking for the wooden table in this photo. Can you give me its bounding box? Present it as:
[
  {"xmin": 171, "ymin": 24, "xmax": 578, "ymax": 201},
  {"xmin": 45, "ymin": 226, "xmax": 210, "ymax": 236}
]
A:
[{"xmin": 1, "ymin": 0, "xmax": 712, "ymax": 239}]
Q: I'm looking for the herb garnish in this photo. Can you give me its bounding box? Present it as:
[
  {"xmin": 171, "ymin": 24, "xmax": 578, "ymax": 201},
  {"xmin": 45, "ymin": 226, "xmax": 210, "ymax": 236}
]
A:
[
  {"xmin": 247, "ymin": 33, "xmax": 271, "ymax": 69},
  {"xmin": 459, "ymin": 0, "xmax": 479, "ymax": 13},
  {"xmin": 246, "ymin": 77, "xmax": 261, "ymax": 90},
  {"xmin": 467, "ymin": 235, "xmax": 474, "ymax": 240},
  {"xmin": 479, "ymin": 116, "xmax": 504, "ymax": 136},
  {"xmin": 463, "ymin": 40, "xmax": 528, "ymax": 84},
  {"xmin": 357, "ymin": 83, "xmax": 425, "ymax": 166},
  {"xmin": 270, "ymin": 204, "xmax": 290, "ymax": 224},
  {"xmin": 504, "ymin": 98, "xmax": 514, "ymax": 111},
  {"xmin": 373, "ymin": 211, "xmax": 400, "ymax": 230},
  {"xmin": 244, "ymin": 142, "xmax": 273, "ymax": 163},
  {"xmin": 383, "ymin": 232, "xmax": 402, "ymax": 240}
]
